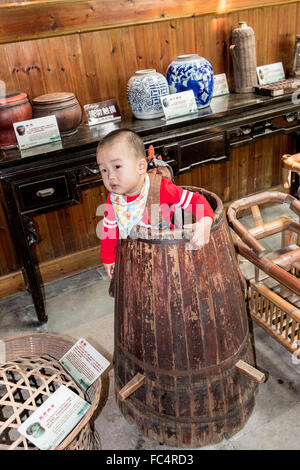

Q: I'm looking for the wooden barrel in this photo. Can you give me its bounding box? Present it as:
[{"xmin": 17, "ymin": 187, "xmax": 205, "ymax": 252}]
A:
[{"xmin": 113, "ymin": 187, "xmax": 260, "ymax": 448}]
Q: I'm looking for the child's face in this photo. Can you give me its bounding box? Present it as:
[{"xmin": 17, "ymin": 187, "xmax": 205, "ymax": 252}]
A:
[{"xmin": 97, "ymin": 139, "xmax": 147, "ymax": 196}]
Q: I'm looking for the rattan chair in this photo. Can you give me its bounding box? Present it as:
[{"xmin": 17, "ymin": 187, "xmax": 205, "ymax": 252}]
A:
[{"xmin": 227, "ymin": 191, "xmax": 300, "ymax": 358}]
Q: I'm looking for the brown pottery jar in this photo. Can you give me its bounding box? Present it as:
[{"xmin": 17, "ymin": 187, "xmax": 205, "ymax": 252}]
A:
[
  {"xmin": 32, "ymin": 92, "xmax": 82, "ymax": 136},
  {"xmin": 0, "ymin": 92, "xmax": 32, "ymax": 149}
]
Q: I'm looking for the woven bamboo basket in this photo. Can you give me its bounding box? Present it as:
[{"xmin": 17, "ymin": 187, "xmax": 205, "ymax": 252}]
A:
[
  {"xmin": 230, "ymin": 21, "xmax": 258, "ymax": 93},
  {"xmin": 227, "ymin": 191, "xmax": 300, "ymax": 359},
  {"xmin": 0, "ymin": 333, "xmax": 102, "ymax": 450}
]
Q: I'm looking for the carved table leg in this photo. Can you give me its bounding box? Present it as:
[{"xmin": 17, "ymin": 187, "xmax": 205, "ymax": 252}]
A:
[
  {"xmin": 1, "ymin": 181, "xmax": 47, "ymax": 323},
  {"xmin": 22, "ymin": 216, "xmax": 48, "ymax": 323}
]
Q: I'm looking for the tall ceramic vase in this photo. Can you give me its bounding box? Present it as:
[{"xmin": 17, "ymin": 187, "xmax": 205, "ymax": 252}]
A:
[
  {"xmin": 166, "ymin": 54, "xmax": 214, "ymax": 108},
  {"xmin": 127, "ymin": 69, "xmax": 169, "ymax": 119}
]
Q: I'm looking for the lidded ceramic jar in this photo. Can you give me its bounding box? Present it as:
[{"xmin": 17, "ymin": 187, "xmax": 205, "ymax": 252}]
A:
[
  {"xmin": 32, "ymin": 92, "xmax": 82, "ymax": 136},
  {"xmin": 166, "ymin": 54, "xmax": 214, "ymax": 108},
  {"xmin": 127, "ymin": 69, "xmax": 169, "ymax": 119},
  {"xmin": 0, "ymin": 92, "xmax": 32, "ymax": 149}
]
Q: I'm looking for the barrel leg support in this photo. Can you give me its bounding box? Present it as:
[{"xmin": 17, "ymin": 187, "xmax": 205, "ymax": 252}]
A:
[
  {"xmin": 119, "ymin": 373, "xmax": 146, "ymax": 401},
  {"xmin": 118, "ymin": 362, "xmax": 266, "ymax": 403},
  {"xmin": 236, "ymin": 359, "xmax": 265, "ymax": 383}
]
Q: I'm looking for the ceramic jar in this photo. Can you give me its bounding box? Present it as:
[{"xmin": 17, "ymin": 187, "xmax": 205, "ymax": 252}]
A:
[
  {"xmin": 0, "ymin": 92, "xmax": 32, "ymax": 149},
  {"xmin": 32, "ymin": 92, "xmax": 82, "ymax": 136},
  {"xmin": 166, "ymin": 54, "xmax": 214, "ymax": 108},
  {"xmin": 127, "ymin": 69, "xmax": 169, "ymax": 119}
]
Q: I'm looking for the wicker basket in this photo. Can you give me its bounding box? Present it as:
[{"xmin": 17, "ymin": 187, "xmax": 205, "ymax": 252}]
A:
[
  {"xmin": 230, "ymin": 21, "xmax": 258, "ymax": 93},
  {"xmin": 0, "ymin": 333, "xmax": 102, "ymax": 450}
]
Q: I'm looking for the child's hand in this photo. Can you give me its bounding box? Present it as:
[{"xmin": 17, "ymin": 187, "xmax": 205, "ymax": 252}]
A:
[
  {"xmin": 189, "ymin": 217, "xmax": 213, "ymax": 249},
  {"xmin": 104, "ymin": 262, "xmax": 115, "ymax": 279}
]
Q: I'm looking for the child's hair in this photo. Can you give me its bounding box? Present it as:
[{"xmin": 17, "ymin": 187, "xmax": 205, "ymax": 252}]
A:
[{"xmin": 97, "ymin": 128, "xmax": 145, "ymax": 159}]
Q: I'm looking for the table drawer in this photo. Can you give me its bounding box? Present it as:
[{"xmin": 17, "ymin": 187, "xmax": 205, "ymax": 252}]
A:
[
  {"xmin": 18, "ymin": 174, "xmax": 75, "ymax": 212},
  {"xmin": 178, "ymin": 132, "xmax": 228, "ymax": 173}
]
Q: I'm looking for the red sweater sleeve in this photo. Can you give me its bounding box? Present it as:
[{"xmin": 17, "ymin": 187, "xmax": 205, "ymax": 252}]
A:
[
  {"xmin": 100, "ymin": 195, "xmax": 119, "ymax": 264},
  {"xmin": 160, "ymin": 178, "xmax": 214, "ymax": 221}
]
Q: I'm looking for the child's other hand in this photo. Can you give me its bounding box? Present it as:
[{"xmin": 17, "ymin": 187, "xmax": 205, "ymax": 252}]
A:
[
  {"xmin": 104, "ymin": 262, "xmax": 115, "ymax": 279},
  {"xmin": 189, "ymin": 217, "xmax": 213, "ymax": 249}
]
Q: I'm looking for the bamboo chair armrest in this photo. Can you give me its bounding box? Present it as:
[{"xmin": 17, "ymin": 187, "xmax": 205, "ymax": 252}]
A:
[
  {"xmin": 288, "ymin": 220, "xmax": 300, "ymax": 234},
  {"xmin": 271, "ymin": 248, "xmax": 300, "ymax": 269},
  {"xmin": 234, "ymin": 238, "xmax": 300, "ymax": 297},
  {"xmin": 227, "ymin": 191, "xmax": 300, "ymax": 257},
  {"xmin": 228, "ymin": 191, "xmax": 300, "ymax": 217},
  {"xmin": 227, "ymin": 207, "xmax": 266, "ymax": 258},
  {"xmin": 282, "ymin": 153, "xmax": 300, "ymax": 172}
]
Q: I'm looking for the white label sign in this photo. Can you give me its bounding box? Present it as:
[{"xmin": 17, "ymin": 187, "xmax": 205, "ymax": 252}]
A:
[
  {"xmin": 0, "ymin": 340, "xmax": 5, "ymax": 364},
  {"xmin": 18, "ymin": 385, "xmax": 90, "ymax": 450},
  {"xmin": 160, "ymin": 90, "xmax": 198, "ymax": 120},
  {"xmin": 212, "ymin": 73, "xmax": 229, "ymax": 97},
  {"xmin": 13, "ymin": 115, "xmax": 61, "ymax": 150},
  {"xmin": 256, "ymin": 62, "xmax": 285, "ymax": 85},
  {"xmin": 59, "ymin": 338, "xmax": 110, "ymax": 390}
]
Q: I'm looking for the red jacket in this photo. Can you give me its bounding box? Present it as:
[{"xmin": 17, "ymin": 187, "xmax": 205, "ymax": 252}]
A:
[{"xmin": 100, "ymin": 178, "xmax": 214, "ymax": 264}]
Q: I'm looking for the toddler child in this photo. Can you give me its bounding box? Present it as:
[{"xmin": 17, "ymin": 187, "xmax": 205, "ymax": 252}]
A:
[{"xmin": 97, "ymin": 129, "xmax": 214, "ymax": 279}]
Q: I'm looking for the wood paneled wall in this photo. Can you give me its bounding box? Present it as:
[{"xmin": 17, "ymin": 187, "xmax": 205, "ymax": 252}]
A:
[
  {"xmin": 0, "ymin": 2, "xmax": 299, "ymax": 114},
  {"xmin": 0, "ymin": 1, "xmax": 298, "ymax": 43},
  {"xmin": 0, "ymin": 0, "xmax": 299, "ymax": 293}
]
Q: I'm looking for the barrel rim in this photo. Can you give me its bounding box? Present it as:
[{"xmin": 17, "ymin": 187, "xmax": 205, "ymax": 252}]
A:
[{"xmin": 127, "ymin": 186, "xmax": 224, "ymax": 243}]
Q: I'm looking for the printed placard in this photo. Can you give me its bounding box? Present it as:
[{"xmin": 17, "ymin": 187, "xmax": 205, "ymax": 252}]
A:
[
  {"xmin": 212, "ymin": 73, "xmax": 230, "ymax": 97},
  {"xmin": 18, "ymin": 385, "xmax": 91, "ymax": 450},
  {"xmin": 84, "ymin": 98, "xmax": 121, "ymax": 126},
  {"xmin": 13, "ymin": 115, "xmax": 61, "ymax": 150},
  {"xmin": 256, "ymin": 62, "xmax": 285, "ymax": 85},
  {"xmin": 0, "ymin": 340, "xmax": 5, "ymax": 364},
  {"xmin": 160, "ymin": 90, "xmax": 198, "ymax": 120},
  {"xmin": 59, "ymin": 338, "xmax": 110, "ymax": 390}
]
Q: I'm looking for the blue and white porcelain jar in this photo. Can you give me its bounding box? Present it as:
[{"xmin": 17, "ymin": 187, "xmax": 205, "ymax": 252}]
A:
[
  {"xmin": 127, "ymin": 69, "xmax": 169, "ymax": 119},
  {"xmin": 166, "ymin": 54, "xmax": 214, "ymax": 108}
]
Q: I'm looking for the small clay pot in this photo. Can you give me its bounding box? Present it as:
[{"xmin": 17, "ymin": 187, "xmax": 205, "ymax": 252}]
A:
[
  {"xmin": 32, "ymin": 92, "xmax": 82, "ymax": 136},
  {"xmin": 0, "ymin": 92, "xmax": 32, "ymax": 149},
  {"xmin": 16, "ymin": 125, "xmax": 26, "ymax": 136}
]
